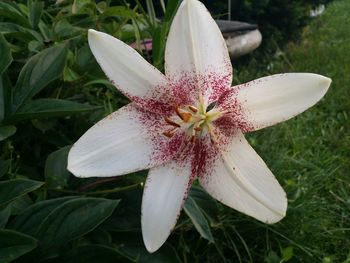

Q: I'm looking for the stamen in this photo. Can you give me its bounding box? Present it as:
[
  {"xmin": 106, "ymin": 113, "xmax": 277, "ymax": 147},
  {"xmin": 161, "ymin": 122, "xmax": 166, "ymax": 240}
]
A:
[
  {"xmin": 163, "ymin": 130, "xmax": 175, "ymax": 138},
  {"xmin": 176, "ymin": 108, "xmax": 192, "ymax": 122},
  {"xmin": 188, "ymin": 105, "xmax": 198, "ymax": 113},
  {"xmin": 194, "ymin": 127, "xmax": 201, "ymax": 132},
  {"xmin": 164, "ymin": 117, "xmax": 181, "ymax": 127}
]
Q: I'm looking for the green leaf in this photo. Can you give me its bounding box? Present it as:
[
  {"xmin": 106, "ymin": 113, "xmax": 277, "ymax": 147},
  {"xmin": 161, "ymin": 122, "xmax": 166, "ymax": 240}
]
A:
[
  {"xmin": 0, "ymin": 179, "xmax": 44, "ymax": 207},
  {"xmin": 100, "ymin": 6, "xmax": 134, "ymax": 20},
  {"xmin": 45, "ymin": 146, "xmax": 71, "ymax": 190},
  {"xmin": 0, "ymin": 2, "xmax": 29, "ymax": 27},
  {"xmin": 61, "ymin": 245, "xmax": 132, "ymax": 263},
  {"xmin": 113, "ymin": 232, "xmax": 181, "ymax": 263},
  {"xmin": 0, "ymin": 75, "xmax": 12, "ymax": 123},
  {"xmin": 0, "ymin": 77, "xmax": 4, "ymax": 123},
  {"xmin": 0, "ymin": 34, "xmax": 12, "ymax": 75},
  {"xmin": 9, "ymin": 194, "xmax": 33, "ymax": 216},
  {"xmin": 0, "ymin": 229, "xmax": 37, "ymax": 262},
  {"xmin": 0, "ymin": 125, "xmax": 16, "ymax": 141},
  {"xmin": 184, "ymin": 196, "xmax": 214, "ymax": 243},
  {"xmin": 36, "ymin": 198, "xmax": 119, "ymax": 249},
  {"xmin": 0, "ymin": 22, "xmax": 42, "ymax": 42},
  {"xmin": 152, "ymin": 25, "xmax": 168, "ymax": 70},
  {"xmin": 282, "ymin": 246, "xmax": 294, "ymax": 261},
  {"xmin": 163, "ymin": 0, "xmax": 180, "ymax": 23},
  {"xmin": 0, "ymin": 160, "xmax": 10, "ymax": 178},
  {"xmin": 146, "ymin": 0, "xmax": 156, "ymax": 25},
  {"xmin": 11, "ymin": 99, "xmax": 99, "ymax": 121},
  {"xmin": 265, "ymin": 250, "xmax": 281, "ymax": 263},
  {"xmin": 189, "ymin": 186, "xmax": 219, "ymax": 224},
  {"xmin": 9, "ymin": 196, "xmax": 78, "ymax": 236},
  {"xmin": 28, "ymin": 0, "xmax": 43, "ymax": 29},
  {"xmin": 84, "ymin": 79, "xmax": 115, "ymax": 89},
  {"xmin": 0, "ymin": 205, "xmax": 11, "ymax": 229},
  {"xmin": 12, "ymin": 44, "xmax": 68, "ymax": 113}
]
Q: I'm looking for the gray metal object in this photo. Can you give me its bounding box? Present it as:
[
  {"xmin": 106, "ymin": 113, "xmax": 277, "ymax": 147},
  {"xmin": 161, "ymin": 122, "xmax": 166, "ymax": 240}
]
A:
[{"xmin": 216, "ymin": 20, "xmax": 262, "ymax": 58}]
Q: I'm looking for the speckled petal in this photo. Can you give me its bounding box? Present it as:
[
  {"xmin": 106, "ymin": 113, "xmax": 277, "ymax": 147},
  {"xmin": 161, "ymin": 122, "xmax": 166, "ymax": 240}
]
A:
[
  {"xmin": 199, "ymin": 131, "xmax": 287, "ymax": 224},
  {"xmin": 88, "ymin": 30, "xmax": 172, "ymax": 114},
  {"xmin": 235, "ymin": 73, "xmax": 331, "ymax": 131},
  {"xmin": 165, "ymin": 0, "xmax": 232, "ymax": 104},
  {"xmin": 142, "ymin": 159, "xmax": 193, "ymax": 253},
  {"xmin": 68, "ymin": 104, "xmax": 184, "ymax": 178}
]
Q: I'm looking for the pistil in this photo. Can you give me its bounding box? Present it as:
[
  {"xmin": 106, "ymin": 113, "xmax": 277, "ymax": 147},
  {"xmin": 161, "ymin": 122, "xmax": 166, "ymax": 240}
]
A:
[{"xmin": 162, "ymin": 103, "xmax": 223, "ymax": 141}]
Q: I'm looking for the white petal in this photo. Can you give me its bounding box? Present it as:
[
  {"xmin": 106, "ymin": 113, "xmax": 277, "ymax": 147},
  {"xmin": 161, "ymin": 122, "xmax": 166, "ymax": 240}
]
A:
[
  {"xmin": 88, "ymin": 30, "xmax": 170, "ymax": 109},
  {"xmin": 199, "ymin": 131, "xmax": 287, "ymax": 223},
  {"xmin": 68, "ymin": 104, "xmax": 176, "ymax": 178},
  {"xmin": 165, "ymin": 0, "xmax": 232, "ymax": 103},
  {"xmin": 236, "ymin": 73, "xmax": 331, "ymax": 130},
  {"xmin": 142, "ymin": 159, "xmax": 192, "ymax": 253}
]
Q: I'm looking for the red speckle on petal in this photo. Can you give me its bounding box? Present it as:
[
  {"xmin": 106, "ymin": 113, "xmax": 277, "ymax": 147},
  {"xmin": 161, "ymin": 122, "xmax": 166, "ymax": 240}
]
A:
[
  {"xmin": 133, "ymin": 104, "xmax": 187, "ymax": 165},
  {"xmin": 215, "ymin": 86, "xmax": 254, "ymax": 134},
  {"xmin": 191, "ymin": 134, "xmax": 220, "ymax": 179}
]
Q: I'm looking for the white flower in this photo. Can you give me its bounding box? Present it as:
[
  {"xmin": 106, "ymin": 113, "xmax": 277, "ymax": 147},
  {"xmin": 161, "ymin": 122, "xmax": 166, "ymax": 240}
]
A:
[{"xmin": 67, "ymin": 0, "xmax": 331, "ymax": 253}]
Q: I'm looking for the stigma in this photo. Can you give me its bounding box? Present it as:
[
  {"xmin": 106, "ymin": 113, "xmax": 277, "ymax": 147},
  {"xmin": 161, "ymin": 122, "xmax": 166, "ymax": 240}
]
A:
[{"xmin": 162, "ymin": 103, "xmax": 222, "ymax": 141}]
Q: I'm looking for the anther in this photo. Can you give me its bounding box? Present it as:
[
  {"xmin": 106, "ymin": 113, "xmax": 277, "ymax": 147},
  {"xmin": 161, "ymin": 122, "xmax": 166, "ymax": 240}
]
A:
[
  {"xmin": 188, "ymin": 105, "xmax": 198, "ymax": 113},
  {"xmin": 164, "ymin": 117, "xmax": 181, "ymax": 127},
  {"xmin": 176, "ymin": 108, "xmax": 192, "ymax": 122},
  {"xmin": 163, "ymin": 130, "xmax": 175, "ymax": 138},
  {"xmin": 194, "ymin": 127, "xmax": 201, "ymax": 132}
]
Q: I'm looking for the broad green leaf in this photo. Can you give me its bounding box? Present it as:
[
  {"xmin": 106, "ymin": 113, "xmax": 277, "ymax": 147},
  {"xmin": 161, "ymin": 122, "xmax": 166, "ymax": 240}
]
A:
[
  {"xmin": 61, "ymin": 245, "xmax": 132, "ymax": 263},
  {"xmin": 0, "ymin": 179, "xmax": 43, "ymax": 207},
  {"xmin": 12, "ymin": 44, "xmax": 68, "ymax": 113},
  {"xmin": 0, "ymin": 205, "xmax": 11, "ymax": 229},
  {"xmin": 38, "ymin": 21, "xmax": 53, "ymax": 42},
  {"xmin": 101, "ymin": 187, "xmax": 143, "ymax": 233},
  {"xmin": 0, "ymin": 230, "xmax": 37, "ymax": 262},
  {"xmin": 76, "ymin": 44, "xmax": 94, "ymax": 71},
  {"xmin": 0, "ymin": 34, "xmax": 11, "ymax": 122},
  {"xmin": 9, "ymin": 196, "xmax": 77, "ymax": 236},
  {"xmin": 0, "ymin": 77, "xmax": 4, "ymax": 122},
  {"xmin": 53, "ymin": 19, "xmax": 82, "ymax": 39},
  {"xmin": 28, "ymin": 39, "xmax": 43, "ymax": 52},
  {"xmin": 9, "ymin": 194, "xmax": 33, "ymax": 216},
  {"xmin": 113, "ymin": 232, "xmax": 181, "ymax": 263},
  {"xmin": 0, "ymin": 160, "xmax": 10, "ymax": 178},
  {"xmin": 184, "ymin": 196, "xmax": 214, "ymax": 243},
  {"xmin": 11, "ymin": 99, "xmax": 99, "ymax": 121},
  {"xmin": 71, "ymin": 0, "xmax": 92, "ymax": 14},
  {"xmin": 28, "ymin": 0, "xmax": 43, "ymax": 29},
  {"xmin": 45, "ymin": 146, "xmax": 71, "ymax": 190},
  {"xmin": 0, "ymin": 22, "xmax": 42, "ymax": 42},
  {"xmin": 36, "ymin": 198, "xmax": 119, "ymax": 248},
  {"xmin": 100, "ymin": 6, "xmax": 134, "ymax": 20},
  {"xmin": 0, "ymin": 125, "xmax": 16, "ymax": 141},
  {"xmin": 0, "ymin": 34, "xmax": 12, "ymax": 75},
  {"xmin": 189, "ymin": 186, "xmax": 219, "ymax": 224},
  {"xmin": 282, "ymin": 246, "xmax": 294, "ymax": 261},
  {"xmin": 63, "ymin": 66, "xmax": 80, "ymax": 82},
  {"xmin": 0, "ymin": 75, "xmax": 12, "ymax": 122},
  {"xmin": 265, "ymin": 250, "xmax": 281, "ymax": 263},
  {"xmin": 0, "ymin": 2, "xmax": 29, "ymax": 27}
]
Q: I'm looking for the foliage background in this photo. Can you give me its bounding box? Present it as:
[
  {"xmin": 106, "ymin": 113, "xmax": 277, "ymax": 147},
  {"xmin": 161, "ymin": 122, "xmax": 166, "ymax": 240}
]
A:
[{"xmin": 0, "ymin": 0, "xmax": 349, "ymax": 262}]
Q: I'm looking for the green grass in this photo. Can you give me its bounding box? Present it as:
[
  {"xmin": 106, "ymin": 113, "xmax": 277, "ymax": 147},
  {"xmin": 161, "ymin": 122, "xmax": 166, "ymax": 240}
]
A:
[{"xmin": 206, "ymin": 0, "xmax": 350, "ymax": 262}]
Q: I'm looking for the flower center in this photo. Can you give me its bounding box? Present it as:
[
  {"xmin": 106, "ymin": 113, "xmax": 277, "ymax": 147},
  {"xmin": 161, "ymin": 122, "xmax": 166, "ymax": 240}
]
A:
[{"xmin": 162, "ymin": 102, "xmax": 222, "ymax": 141}]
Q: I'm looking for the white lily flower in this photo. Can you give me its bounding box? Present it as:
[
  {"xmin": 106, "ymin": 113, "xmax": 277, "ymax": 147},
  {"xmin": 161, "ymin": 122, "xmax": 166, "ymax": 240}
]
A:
[{"xmin": 67, "ymin": 0, "xmax": 331, "ymax": 253}]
